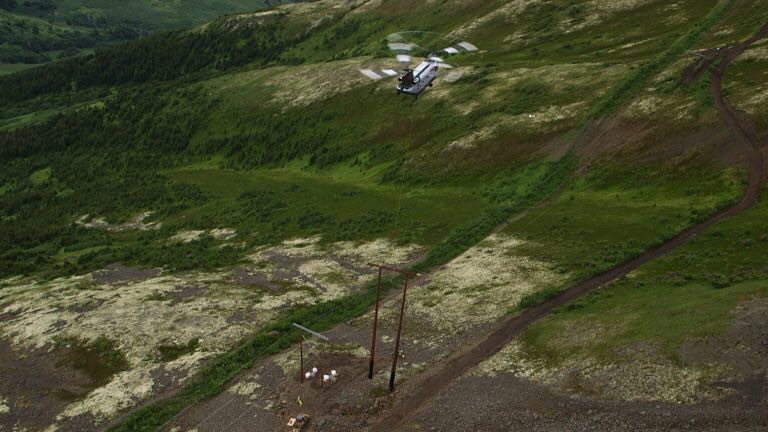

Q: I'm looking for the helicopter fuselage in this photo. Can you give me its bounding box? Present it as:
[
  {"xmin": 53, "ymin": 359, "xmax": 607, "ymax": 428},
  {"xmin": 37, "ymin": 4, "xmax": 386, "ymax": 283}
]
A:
[{"xmin": 397, "ymin": 59, "xmax": 438, "ymax": 96}]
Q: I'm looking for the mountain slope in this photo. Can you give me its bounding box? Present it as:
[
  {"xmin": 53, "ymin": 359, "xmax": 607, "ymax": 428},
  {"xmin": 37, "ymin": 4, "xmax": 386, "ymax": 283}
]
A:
[
  {"xmin": 0, "ymin": 0, "xmax": 295, "ymax": 70},
  {"xmin": 0, "ymin": 1, "xmax": 766, "ymax": 431}
]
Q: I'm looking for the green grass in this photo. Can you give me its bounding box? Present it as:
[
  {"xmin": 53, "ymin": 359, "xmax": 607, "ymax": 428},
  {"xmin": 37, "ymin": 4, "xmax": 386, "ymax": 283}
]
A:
[
  {"xmin": 523, "ymin": 280, "xmax": 768, "ymax": 365},
  {"xmin": 0, "ymin": 95, "xmax": 103, "ymax": 131},
  {"xmin": 29, "ymin": 166, "xmax": 51, "ymax": 185},
  {"xmin": 54, "ymin": 245, "xmax": 107, "ymax": 263},
  {"xmin": 164, "ymin": 163, "xmax": 488, "ymax": 246},
  {"xmin": 585, "ymin": 0, "xmax": 735, "ymax": 119},
  {"xmin": 698, "ymin": 0, "xmax": 768, "ymax": 47},
  {"xmin": 473, "ymin": 0, "xmax": 720, "ymax": 67},
  {"xmin": 520, "ymin": 183, "xmax": 768, "ymax": 366},
  {"xmin": 506, "ymin": 165, "xmax": 744, "ymax": 282},
  {"xmin": 0, "ymin": 180, "xmax": 12, "ymax": 196},
  {"xmin": 0, "ymin": 106, "xmax": 62, "ymax": 130},
  {"xmin": 0, "ymin": 6, "xmax": 103, "ymax": 64},
  {"xmin": 0, "ymin": 62, "xmax": 34, "ymax": 75},
  {"xmin": 415, "ymin": 156, "xmax": 575, "ymax": 272},
  {"xmin": 723, "ymin": 56, "xmax": 768, "ymax": 131}
]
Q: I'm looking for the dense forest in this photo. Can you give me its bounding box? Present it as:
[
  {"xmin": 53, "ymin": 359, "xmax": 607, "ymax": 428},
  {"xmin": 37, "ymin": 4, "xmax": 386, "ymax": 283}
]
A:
[
  {"xmin": 0, "ymin": 0, "xmax": 298, "ymax": 65},
  {"xmin": 0, "ymin": 8, "xmax": 384, "ymax": 105},
  {"xmin": 0, "ymin": 75, "xmax": 432, "ymax": 279}
]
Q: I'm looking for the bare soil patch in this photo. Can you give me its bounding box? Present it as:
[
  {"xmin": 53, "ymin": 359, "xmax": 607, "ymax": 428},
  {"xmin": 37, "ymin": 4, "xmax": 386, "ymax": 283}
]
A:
[
  {"xmin": 92, "ymin": 264, "xmax": 161, "ymax": 285},
  {"xmin": 405, "ymin": 372, "xmax": 766, "ymax": 432},
  {"xmin": 0, "ymin": 338, "xmax": 100, "ymax": 432}
]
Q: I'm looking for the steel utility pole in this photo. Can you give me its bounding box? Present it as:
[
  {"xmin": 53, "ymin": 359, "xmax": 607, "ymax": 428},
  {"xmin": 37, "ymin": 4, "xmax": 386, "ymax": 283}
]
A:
[
  {"xmin": 367, "ymin": 264, "xmax": 384, "ymax": 379},
  {"xmin": 389, "ymin": 274, "xmax": 411, "ymax": 392},
  {"xmin": 299, "ymin": 338, "xmax": 304, "ymax": 383},
  {"xmin": 366, "ymin": 264, "xmax": 418, "ymax": 391}
]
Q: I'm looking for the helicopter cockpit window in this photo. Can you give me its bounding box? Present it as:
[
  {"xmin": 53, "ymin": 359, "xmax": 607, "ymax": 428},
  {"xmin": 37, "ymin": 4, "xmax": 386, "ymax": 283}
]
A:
[{"xmin": 401, "ymin": 70, "xmax": 414, "ymax": 87}]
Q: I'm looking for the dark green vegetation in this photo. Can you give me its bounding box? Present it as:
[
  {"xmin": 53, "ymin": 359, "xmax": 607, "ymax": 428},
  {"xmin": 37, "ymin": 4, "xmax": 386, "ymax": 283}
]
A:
[
  {"xmin": 54, "ymin": 335, "xmax": 129, "ymax": 389},
  {"xmin": 158, "ymin": 338, "xmax": 200, "ymax": 362},
  {"xmin": 0, "ymin": 81, "xmax": 491, "ymax": 278},
  {"xmin": 166, "ymin": 167, "xmax": 485, "ymax": 245},
  {"xmin": 0, "ymin": 0, "xmax": 292, "ymax": 66}
]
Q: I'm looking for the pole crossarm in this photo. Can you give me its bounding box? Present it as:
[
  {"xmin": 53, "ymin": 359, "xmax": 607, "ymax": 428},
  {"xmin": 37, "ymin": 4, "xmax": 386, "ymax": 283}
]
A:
[{"xmin": 292, "ymin": 323, "xmax": 330, "ymax": 341}]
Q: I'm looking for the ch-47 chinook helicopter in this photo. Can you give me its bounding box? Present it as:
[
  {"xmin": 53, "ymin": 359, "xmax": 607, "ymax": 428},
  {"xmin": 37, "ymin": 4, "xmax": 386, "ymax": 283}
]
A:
[{"xmin": 359, "ymin": 33, "xmax": 479, "ymax": 97}]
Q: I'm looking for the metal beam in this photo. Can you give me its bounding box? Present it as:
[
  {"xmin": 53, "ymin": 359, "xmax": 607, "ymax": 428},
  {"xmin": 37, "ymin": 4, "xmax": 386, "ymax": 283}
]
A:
[{"xmin": 292, "ymin": 323, "xmax": 330, "ymax": 341}]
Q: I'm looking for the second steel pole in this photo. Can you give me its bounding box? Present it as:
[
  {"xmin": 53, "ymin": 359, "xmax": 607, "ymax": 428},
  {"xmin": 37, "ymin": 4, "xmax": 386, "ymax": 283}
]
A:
[
  {"xmin": 389, "ymin": 276, "xmax": 409, "ymax": 392},
  {"xmin": 369, "ymin": 266, "xmax": 383, "ymax": 379},
  {"xmin": 299, "ymin": 339, "xmax": 304, "ymax": 383}
]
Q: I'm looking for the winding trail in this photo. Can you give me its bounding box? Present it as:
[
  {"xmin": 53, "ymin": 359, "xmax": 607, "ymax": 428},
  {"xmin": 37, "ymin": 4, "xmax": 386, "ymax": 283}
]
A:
[{"xmin": 371, "ymin": 23, "xmax": 768, "ymax": 432}]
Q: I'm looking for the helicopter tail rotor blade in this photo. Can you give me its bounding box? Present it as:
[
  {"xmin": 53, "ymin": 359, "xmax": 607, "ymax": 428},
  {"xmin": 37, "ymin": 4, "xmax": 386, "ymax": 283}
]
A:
[
  {"xmin": 396, "ymin": 54, "xmax": 412, "ymax": 64},
  {"xmin": 359, "ymin": 69, "xmax": 384, "ymax": 80},
  {"xmin": 443, "ymin": 71, "xmax": 464, "ymax": 83},
  {"xmin": 388, "ymin": 42, "xmax": 418, "ymax": 52},
  {"xmin": 443, "ymin": 41, "xmax": 479, "ymax": 55}
]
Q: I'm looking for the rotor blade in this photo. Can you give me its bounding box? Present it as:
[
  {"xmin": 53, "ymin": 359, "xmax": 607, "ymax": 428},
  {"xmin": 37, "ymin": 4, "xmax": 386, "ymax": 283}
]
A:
[
  {"xmin": 428, "ymin": 55, "xmax": 445, "ymax": 63},
  {"xmin": 443, "ymin": 71, "xmax": 463, "ymax": 83},
  {"xmin": 387, "ymin": 33, "xmax": 404, "ymax": 42},
  {"xmin": 381, "ymin": 69, "xmax": 398, "ymax": 77},
  {"xmin": 458, "ymin": 41, "xmax": 479, "ymax": 51},
  {"xmin": 359, "ymin": 69, "xmax": 383, "ymax": 80},
  {"xmin": 388, "ymin": 42, "xmax": 418, "ymax": 51},
  {"xmin": 396, "ymin": 54, "xmax": 412, "ymax": 64},
  {"xmin": 437, "ymin": 62, "xmax": 455, "ymax": 69},
  {"xmin": 443, "ymin": 47, "xmax": 460, "ymax": 55}
]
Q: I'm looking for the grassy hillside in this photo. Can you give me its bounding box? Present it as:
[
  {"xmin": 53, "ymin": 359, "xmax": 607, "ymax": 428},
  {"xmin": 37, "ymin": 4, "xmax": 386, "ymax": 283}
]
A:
[
  {"xmin": 0, "ymin": 0, "xmax": 766, "ymax": 431},
  {"xmin": 482, "ymin": 9, "xmax": 768, "ymax": 406}
]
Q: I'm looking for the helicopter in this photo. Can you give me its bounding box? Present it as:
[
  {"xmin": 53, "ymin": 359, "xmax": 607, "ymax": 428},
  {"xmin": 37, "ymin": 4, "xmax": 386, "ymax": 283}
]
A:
[{"xmin": 359, "ymin": 36, "xmax": 478, "ymax": 97}]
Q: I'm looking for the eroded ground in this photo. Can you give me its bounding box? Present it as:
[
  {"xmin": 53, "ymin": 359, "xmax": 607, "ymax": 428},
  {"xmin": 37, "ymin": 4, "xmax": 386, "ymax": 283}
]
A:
[
  {"xmin": 165, "ymin": 231, "xmax": 567, "ymax": 431},
  {"xmin": 473, "ymin": 295, "xmax": 768, "ymax": 404},
  {"xmin": 0, "ymin": 234, "xmax": 420, "ymax": 431}
]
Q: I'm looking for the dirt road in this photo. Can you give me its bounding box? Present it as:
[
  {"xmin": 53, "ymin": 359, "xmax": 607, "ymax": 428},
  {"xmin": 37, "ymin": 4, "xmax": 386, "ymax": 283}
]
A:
[{"xmin": 370, "ymin": 23, "xmax": 768, "ymax": 432}]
